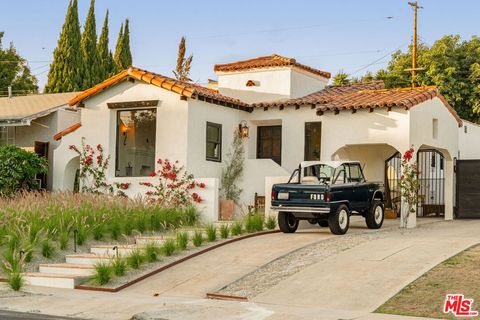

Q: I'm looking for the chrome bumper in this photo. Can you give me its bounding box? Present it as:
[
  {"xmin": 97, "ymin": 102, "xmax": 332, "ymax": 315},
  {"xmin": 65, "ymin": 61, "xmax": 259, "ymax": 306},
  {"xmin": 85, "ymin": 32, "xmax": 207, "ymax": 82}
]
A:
[{"xmin": 270, "ymin": 206, "xmax": 330, "ymax": 214}]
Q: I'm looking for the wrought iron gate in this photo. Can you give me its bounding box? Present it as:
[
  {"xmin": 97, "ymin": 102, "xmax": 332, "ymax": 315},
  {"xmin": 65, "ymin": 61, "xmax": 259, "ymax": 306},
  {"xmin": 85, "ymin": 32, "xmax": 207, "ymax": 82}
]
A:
[
  {"xmin": 385, "ymin": 152, "xmax": 401, "ymax": 216},
  {"xmin": 385, "ymin": 150, "xmax": 445, "ymax": 217},
  {"xmin": 417, "ymin": 150, "xmax": 445, "ymax": 216}
]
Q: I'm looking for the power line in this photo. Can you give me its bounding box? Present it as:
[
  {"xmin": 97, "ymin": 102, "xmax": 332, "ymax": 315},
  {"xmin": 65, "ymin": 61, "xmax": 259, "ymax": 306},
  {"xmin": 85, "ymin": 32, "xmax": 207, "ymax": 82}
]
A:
[
  {"xmin": 348, "ymin": 43, "xmax": 408, "ymax": 76},
  {"xmin": 189, "ymin": 16, "xmax": 395, "ymax": 40}
]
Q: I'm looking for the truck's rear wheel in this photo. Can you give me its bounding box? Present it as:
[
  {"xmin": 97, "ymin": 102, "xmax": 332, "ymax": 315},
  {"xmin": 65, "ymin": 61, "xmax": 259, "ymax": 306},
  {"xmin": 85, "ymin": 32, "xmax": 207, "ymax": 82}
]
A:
[
  {"xmin": 365, "ymin": 200, "xmax": 384, "ymax": 229},
  {"xmin": 328, "ymin": 205, "xmax": 350, "ymax": 235},
  {"xmin": 318, "ymin": 220, "xmax": 329, "ymax": 227},
  {"xmin": 278, "ymin": 212, "xmax": 299, "ymax": 233}
]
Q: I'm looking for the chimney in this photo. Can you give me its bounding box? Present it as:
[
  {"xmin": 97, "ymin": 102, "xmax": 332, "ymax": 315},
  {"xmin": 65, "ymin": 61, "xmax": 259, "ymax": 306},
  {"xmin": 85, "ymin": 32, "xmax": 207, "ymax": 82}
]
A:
[{"xmin": 7, "ymin": 86, "xmax": 12, "ymax": 98}]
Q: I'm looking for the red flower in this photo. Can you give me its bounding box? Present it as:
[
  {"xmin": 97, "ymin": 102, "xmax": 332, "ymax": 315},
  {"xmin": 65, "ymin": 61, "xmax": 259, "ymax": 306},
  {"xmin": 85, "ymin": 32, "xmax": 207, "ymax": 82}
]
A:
[
  {"xmin": 168, "ymin": 173, "xmax": 177, "ymax": 180},
  {"xmin": 400, "ymin": 175, "xmax": 405, "ymax": 180},
  {"xmin": 157, "ymin": 159, "xmax": 163, "ymax": 164},
  {"xmin": 187, "ymin": 182, "xmax": 195, "ymax": 189},
  {"xmin": 140, "ymin": 182, "xmax": 153, "ymax": 187},
  {"xmin": 149, "ymin": 171, "xmax": 156, "ymax": 177},
  {"xmin": 69, "ymin": 145, "xmax": 78, "ymax": 152},
  {"xmin": 145, "ymin": 191, "xmax": 154, "ymax": 196},
  {"xmin": 84, "ymin": 156, "xmax": 93, "ymax": 166},
  {"xmin": 197, "ymin": 182, "xmax": 206, "ymax": 189},
  {"xmin": 96, "ymin": 144, "xmax": 103, "ymax": 151}
]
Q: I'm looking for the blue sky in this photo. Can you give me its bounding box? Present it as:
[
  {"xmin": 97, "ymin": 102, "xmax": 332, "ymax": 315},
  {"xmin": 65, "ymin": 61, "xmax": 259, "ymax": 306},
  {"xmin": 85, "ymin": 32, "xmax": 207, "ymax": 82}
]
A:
[{"xmin": 1, "ymin": 0, "xmax": 477, "ymax": 90}]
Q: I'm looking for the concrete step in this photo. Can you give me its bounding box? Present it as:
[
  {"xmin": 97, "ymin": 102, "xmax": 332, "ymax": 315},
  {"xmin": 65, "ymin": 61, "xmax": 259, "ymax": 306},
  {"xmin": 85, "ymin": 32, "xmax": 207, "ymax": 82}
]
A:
[
  {"xmin": 39, "ymin": 263, "xmax": 95, "ymax": 276},
  {"xmin": 23, "ymin": 272, "xmax": 88, "ymax": 289},
  {"xmin": 65, "ymin": 254, "xmax": 114, "ymax": 265},
  {"xmin": 135, "ymin": 236, "xmax": 171, "ymax": 246},
  {"xmin": 90, "ymin": 244, "xmax": 138, "ymax": 256}
]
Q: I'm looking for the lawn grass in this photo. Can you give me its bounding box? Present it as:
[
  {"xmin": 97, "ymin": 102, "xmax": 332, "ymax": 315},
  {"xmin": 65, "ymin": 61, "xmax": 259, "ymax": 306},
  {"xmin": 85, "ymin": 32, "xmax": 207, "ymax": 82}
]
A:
[{"xmin": 376, "ymin": 244, "xmax": 480, "ymax": 319}]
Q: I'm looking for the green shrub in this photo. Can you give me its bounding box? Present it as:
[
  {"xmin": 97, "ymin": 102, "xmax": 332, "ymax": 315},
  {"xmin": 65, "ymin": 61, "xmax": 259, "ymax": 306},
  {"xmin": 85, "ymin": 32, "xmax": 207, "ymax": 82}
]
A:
[
  {"xmin": 176, "ymin": 232, "xmax": 188, "ymax": 250},
  {"xmin": 92, "ymin": 261, "xmax": 112, "ymax": 285},
  {"xmin": 230, "ymin": 221, "xmax": 243, "ymax": 236},
  {"xmin": 7, "ymin": 272, "xmax": 23, "ymax": 291},
  {"xmin": 110, "ymin": 219, "xmax": 122, "ymax": 240},
  {"xmin": 183, "ymin": 206, "xmax": 199, "ymax": 226},
  {"xmin": 92, "ymin": 224, "xmax": 104, "ymax": 241},
  {"xmin": 192, "ymin": 230, "xmax": 203, "ymax": 247},
  {"xmin": 112, "ymin": 257, "xmax": 126, "ymax": 276},
  {"xmin": 162, "ymin": 239, "xmax": 176, "ymax": 256},
  {"xmin": 245, "ymin": 213, "xmax": 264, "ymax": 233},
  {"xmin": 205, "ymin": 224, "xmax": 217, "ymax": 242},
  {"xmin": 265, "ymin": 216, "xmax": 277, "ymax": 230},
  {"xmin": 0, "ymin": 145, "xmax": 48, "ymax": 196},
  {"xmin": 219, "ymin": 224, "xmax": 229, "ymax": 239},
  {"xmin": 41, "ymin": 239, "xmax": 55, "ymax": 258},
  {"xmin": 59, "ymin": 231, "xmax": 69, "ymax": 250},
  {"xmin": 144, "ymin": 242, "xmax": 161, "ymax": 262},
  {"xmin": 127, "ymin": 249, "xmax": 144, "ymax": 269}
]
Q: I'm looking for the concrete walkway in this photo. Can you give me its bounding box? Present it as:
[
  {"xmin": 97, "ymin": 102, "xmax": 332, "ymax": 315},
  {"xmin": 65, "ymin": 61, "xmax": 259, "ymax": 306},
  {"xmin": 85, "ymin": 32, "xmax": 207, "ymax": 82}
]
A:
[{"xmin": 0, "ymin": 219, "xmax": 478, "ymax": 320}]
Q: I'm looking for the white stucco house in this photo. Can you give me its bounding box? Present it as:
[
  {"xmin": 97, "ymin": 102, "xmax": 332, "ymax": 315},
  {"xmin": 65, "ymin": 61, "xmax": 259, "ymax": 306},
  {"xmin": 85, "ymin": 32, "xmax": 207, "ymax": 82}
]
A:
[
  {"xmin": 0, "ymin": 92, "xmax": 80, "ymax": 189},
  {"xmin": 51, "ymin": 54, "xmax": 480, "ymax": 227}
]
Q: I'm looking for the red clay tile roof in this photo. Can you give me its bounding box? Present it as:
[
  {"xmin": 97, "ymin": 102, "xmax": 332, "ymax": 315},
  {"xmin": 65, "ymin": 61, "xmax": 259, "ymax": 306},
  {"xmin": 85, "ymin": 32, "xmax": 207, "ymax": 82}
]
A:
[
  {"xmin": 253, "ymin": 81, "xmax": 385, "ymax": 108},
  {"xmin": 53, "ymin": 122, "xmax": 81, "ymax": 141},
  {"xmin": 316, "ymin": 86, "xmax": 462, "ymax": 126},
  {"xmin": 214, "ymin": 54, "xmax": 331, "ymax": 79},
  {"xmin": 68, "ymin": 67, "xmax": 251, "ymax": 111}
]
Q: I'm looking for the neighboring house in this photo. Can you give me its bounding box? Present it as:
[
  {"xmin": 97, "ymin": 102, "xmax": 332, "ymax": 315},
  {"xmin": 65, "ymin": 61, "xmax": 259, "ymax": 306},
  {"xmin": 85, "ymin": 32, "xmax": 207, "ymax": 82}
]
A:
[
  {"xmin": 0, "ymin": 92, "xmax": 81, "ymax": 189},
  {"xmin": 52, "ymin": 54, "xmax": 480, "ymax": 227}
]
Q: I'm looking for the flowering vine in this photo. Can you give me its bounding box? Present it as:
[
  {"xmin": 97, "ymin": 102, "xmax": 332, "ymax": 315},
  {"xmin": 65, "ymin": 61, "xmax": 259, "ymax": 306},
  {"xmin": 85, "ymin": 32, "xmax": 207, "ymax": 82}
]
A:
[
  {"xmin": 69, "ymin": 137, "xmax": 129, "ymax": 196},
  {"xmin": 140, "ymin": 158, "xmax": 205, "ymax": 207},
  {"xmin": 399, "ymin": 147, "xmax": 421, "ymax": 228}
]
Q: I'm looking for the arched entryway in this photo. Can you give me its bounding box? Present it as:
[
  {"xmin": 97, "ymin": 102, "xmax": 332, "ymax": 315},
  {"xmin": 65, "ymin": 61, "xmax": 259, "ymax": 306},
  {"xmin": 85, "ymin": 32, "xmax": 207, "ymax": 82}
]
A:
[{"xmin": 64, "ymin": 156, "xmax": 80, "ymax": 192}]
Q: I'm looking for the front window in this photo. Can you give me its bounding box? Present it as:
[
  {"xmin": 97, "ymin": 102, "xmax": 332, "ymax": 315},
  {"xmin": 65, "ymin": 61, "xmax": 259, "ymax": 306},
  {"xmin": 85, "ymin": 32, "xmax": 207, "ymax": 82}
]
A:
[
  {"xmin": 116, "ymin": 109, "xmax": 156, "ymax": 177},
  {"xmin": 0, "ymin": 126, "xmax": 15, "ymax": 146},
  {"xmin": 206, "ymin": 122, "xmax": 222, "ymax": 162}
]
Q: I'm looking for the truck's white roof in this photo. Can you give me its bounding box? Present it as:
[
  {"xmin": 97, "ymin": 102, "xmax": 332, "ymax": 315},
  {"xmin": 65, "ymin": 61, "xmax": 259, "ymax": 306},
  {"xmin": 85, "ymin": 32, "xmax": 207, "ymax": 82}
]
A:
[{"xmin": 300, "ymin": 161, "xmax": 360, "ymax": 169}]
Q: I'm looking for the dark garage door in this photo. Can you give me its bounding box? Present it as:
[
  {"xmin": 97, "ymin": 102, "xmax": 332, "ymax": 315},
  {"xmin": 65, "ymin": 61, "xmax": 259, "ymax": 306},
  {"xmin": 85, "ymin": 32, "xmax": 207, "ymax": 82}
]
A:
[{"xmin": 456, "ymin": 160, "xmax": 480, "ymax": 218}]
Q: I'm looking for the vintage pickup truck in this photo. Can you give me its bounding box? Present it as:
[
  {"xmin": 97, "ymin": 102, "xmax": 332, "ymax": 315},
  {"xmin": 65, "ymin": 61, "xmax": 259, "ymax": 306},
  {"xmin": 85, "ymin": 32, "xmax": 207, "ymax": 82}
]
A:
[{"xmin": 271, "ymin": 161, "xmax": 385, "ymax": 235}]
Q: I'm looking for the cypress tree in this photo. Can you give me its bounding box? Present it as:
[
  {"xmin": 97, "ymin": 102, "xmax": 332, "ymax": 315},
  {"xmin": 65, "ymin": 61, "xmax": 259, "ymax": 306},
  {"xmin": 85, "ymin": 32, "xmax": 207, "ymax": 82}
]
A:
[
  {"xmin": 122, "ymin": 19, "xmax": 132, "ymax": 67},
  {"xmin": 45, "ymin": 0, "xmax": 83, "ymax": 92},
  {"xmin": 113, "ymin": 23, "xmax": 124, "ymax": 71},
  {"xmin": 80, "ymin": 0, "xmax": 100, "ymax": 88},
  {"xmin": 98, "ymin": 10, "xmax": 115, "ymax": 79}
]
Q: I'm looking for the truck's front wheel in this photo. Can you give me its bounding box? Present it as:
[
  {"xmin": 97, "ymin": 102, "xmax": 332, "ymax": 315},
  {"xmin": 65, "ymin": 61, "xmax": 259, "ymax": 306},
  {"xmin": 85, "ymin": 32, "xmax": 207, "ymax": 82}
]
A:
[
  {"xmin": 328, "ymin": 205, "xmax": 350, "ymax": 235},
  {"xmin": 278, "ymin": 212, "xmax": 299, "ymax": 233},
  {"xmin": 365, "ymin": 200, "xmax": 384, "ymax": 229}
]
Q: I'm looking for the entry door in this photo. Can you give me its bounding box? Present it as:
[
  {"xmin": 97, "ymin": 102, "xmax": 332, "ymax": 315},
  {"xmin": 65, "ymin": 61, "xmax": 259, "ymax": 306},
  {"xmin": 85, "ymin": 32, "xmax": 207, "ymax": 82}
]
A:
[
  {"xmin": 257, "ymin": 126, "xmax": 282, "ymax": 165},
  {"xmin": 34, "ymin": 141, "xmax": 49, "ymax": 189}
]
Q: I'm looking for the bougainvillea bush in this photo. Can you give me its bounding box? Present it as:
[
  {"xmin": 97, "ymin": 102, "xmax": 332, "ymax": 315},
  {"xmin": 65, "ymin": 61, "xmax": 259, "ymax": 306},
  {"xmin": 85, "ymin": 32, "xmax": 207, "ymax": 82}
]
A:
[
  {"xmin": 69, "ymin": 138, "xmax": 129, "ymax": 196},
  {"xmin": 399, "ymin": 147, "xmax": 421, "ymax": 228},
  {"xmin": 140, "ymin": 159, "xmax": 205, "ymax": 207}
]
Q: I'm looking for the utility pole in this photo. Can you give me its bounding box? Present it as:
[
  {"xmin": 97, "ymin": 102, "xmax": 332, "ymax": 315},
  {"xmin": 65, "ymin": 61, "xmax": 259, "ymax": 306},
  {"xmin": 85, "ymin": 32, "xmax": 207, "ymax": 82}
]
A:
[{"xmin": 407, "ymin": 1, "xmax": 424, "ymax": 87}]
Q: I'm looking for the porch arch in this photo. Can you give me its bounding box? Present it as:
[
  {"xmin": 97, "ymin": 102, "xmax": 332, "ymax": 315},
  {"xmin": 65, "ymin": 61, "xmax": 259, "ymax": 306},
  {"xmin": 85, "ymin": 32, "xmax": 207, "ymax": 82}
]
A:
[{"xmin": 63, "ymin": 156, "xmax": 80, "ymax": 192}]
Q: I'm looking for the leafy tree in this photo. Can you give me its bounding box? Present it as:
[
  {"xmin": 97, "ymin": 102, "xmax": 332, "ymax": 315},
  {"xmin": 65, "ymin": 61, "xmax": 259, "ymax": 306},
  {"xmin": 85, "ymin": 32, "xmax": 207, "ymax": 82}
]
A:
[
  {"xmin": 45, "ymin": 0, "xmax": 83, "ymax": 93},
  {"xmin": 0, "ymin": 32, "xmax": 38, "ymax": 96},
  {"xmin": 80, "ymin": 0, "xmax": 100, "ymax": 88},
  {"xmin": 113, "ymin": 23, "xmax": 124, "ymax": 71},
  {"xmin": 97, "ymin": 10, "xmax": 115, "ymax": 79},
  {"xmin": 374, "ymin": 35, "xmax": 480, "ymax": 123},
  {"xmin": 332, "ymin": 71, "xmax": 350, "ymax": 86},
  {"xmin": 0, "ymin": 146, "xmax": 48, "ymax": 196},
  {"xmin": 122, "ymin": 19, "xmax": 132, "ymax": 67},
  {"xmin": 113, "ymin": 19, "xmax": 132, "ymax": 71},
  {"xmin": 221, "ymin": 130, "xmax": 245, "ymax": 203},
  {"xmin": 173, "ymin": 36, "xmax": 193, "ymax": 82}
]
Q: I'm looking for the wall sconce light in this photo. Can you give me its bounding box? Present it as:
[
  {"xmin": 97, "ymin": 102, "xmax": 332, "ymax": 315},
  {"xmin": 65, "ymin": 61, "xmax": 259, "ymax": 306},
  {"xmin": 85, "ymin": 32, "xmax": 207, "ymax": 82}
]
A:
[
  {"xmin": 238, "ymin": 120, "xmax": 249, "ymax": 138},
  {"xmin": 121, "ymin": 124, "xmax": 129, "ymax": 145}
]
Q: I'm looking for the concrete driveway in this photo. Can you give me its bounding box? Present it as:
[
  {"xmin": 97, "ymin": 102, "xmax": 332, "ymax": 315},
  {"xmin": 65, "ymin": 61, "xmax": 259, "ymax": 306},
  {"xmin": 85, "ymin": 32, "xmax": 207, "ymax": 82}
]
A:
[{"xmin": 0, "ymin": 219, "xmax": 478, "ymax": 320}]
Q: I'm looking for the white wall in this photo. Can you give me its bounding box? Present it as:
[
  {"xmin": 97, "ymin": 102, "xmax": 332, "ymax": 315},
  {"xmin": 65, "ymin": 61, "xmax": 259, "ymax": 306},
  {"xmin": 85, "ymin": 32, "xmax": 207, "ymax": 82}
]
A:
[
  {"xmin": 458, "ymin": 120, "xmax": 480, "ymax": 159},
  {"xmin": 290, "ymin": 67, "xmax": 329, "ymax": 98},
  {"xmin": 217, "ymin": 67, "xmax": 328, "ymax": 103}
]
